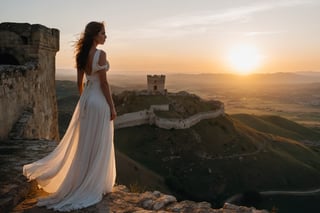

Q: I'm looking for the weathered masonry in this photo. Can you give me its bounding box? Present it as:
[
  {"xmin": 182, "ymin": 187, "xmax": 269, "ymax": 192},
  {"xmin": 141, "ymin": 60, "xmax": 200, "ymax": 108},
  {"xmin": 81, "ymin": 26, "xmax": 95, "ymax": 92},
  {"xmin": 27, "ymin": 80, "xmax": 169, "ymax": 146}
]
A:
[
  {"xmin": 147, "ymin": 75, "xmax": 166, "ymax": 94},
  {"xmin": 0, "ymin": 22, "xmax": 60, "ymax": 141}
]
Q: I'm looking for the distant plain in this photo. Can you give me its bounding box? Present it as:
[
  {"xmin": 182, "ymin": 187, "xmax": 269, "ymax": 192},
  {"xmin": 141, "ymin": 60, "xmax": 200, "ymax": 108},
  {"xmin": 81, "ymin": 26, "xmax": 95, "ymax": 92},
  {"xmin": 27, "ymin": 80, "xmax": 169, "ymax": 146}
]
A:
[{"xmin": 57, "ymin": 71, "xmax": 320, "ymax": 129}]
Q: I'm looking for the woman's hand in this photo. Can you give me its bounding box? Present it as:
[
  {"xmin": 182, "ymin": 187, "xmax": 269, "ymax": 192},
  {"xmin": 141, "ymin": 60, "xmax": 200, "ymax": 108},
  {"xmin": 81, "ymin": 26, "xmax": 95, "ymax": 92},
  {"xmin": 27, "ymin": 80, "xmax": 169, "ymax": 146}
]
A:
[{"xmin": 110, "ymin": 107, "xmax": 117, "ymax": 121}]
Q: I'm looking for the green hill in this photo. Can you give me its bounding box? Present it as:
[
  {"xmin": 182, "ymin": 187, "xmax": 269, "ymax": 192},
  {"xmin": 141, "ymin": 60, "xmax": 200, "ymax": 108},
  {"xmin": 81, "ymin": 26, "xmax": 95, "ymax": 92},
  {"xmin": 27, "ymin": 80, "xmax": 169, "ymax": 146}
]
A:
[
  {"xmin": 56, "ymin": 80, "xmax": 79, "ymax": 99},
  {"xmin": 115, "ymin": 115, "xmax": 320, "ymax": 207},
  {"xmin": 231, "ymin": 114, "xmax": 320, "ymax": 142},
  {"xmin": 57, "ymin": 95, "xmax": 79, "ymax": 136},
  {"xmin": 115, "ymin": 150, "xmax": 171, "ymax": 194}
]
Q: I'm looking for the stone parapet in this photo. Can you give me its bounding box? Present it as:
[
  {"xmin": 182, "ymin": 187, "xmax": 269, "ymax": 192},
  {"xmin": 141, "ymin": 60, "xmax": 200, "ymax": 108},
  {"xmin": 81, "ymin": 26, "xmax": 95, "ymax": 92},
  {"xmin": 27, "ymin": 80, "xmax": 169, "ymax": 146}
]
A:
[
  {"xmin": 0, "ymin": 22, "xmax": 59, "ymax": 141},
  {"xmin": 0, "ymin": 22, "xmax": 59, "ymax": 64},
  {"xmin": 115, "ymin": 110, "xmax": 150, "ymax": 129},
  {"xmin": 114, "ymin": 104, "xmax": 224, "ymax": 130},
  {"xmin": 155, "ymin": 108, "xmax": 225, "ymax": 129}
]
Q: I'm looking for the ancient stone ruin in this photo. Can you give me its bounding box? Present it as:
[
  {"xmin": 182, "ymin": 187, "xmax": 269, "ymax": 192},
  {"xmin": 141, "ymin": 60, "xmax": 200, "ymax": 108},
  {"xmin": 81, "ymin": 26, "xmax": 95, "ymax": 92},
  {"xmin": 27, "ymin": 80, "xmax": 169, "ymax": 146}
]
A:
[
  {"xmin": 147, "ymin": 74, "xmax": 166, "ymax": 94},
  {"xmin": 0, "ymin": 22, "xmax": 60, "ymax": 141}
]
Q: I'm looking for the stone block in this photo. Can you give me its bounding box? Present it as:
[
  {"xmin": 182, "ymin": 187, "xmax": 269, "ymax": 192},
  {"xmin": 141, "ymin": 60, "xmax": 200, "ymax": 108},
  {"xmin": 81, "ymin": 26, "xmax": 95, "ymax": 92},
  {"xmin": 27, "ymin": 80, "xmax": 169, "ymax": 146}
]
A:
[{"xmin": 0, "ymin": 23, "xmax": 59, "ymax": 141}]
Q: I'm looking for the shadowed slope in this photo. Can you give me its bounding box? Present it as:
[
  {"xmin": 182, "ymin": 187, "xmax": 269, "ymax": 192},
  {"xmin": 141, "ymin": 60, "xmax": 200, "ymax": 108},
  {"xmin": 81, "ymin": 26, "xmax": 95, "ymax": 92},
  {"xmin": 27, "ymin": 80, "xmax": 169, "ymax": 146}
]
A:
[
  {"xmin": 231, "ymin": 114, "xmax": 320, "ymax": 141},
  {"xmin": 115, "ymin": 114, "xmax": 320, "ymax": 207}
]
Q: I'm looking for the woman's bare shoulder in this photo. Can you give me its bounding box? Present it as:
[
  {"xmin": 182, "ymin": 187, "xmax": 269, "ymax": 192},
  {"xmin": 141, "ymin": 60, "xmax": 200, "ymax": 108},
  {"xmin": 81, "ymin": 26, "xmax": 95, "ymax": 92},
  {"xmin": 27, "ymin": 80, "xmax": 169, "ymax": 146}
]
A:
[
  {"xmin": 99, "ymin": 49, "xmax": 107, "ymax": 57},
  {"xmin": 98, "ymin": 50, "xmax": 107, "ymax": 65}
]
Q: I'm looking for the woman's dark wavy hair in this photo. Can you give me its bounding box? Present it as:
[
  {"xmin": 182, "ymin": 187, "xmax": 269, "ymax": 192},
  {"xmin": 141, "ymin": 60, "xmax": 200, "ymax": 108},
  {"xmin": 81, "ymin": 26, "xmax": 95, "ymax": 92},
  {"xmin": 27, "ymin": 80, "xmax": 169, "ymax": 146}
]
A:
[{"xmin": 75, "ymin": 21, "xmax": 104, "ymax": 70}]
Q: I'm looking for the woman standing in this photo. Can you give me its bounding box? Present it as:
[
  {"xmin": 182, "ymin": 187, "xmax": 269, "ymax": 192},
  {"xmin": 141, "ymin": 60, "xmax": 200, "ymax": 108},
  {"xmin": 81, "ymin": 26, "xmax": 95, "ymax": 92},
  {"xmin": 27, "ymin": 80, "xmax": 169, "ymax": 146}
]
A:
[{"xmin": 23, "ymin": 21, "xmax": 117, "ymax": 211}]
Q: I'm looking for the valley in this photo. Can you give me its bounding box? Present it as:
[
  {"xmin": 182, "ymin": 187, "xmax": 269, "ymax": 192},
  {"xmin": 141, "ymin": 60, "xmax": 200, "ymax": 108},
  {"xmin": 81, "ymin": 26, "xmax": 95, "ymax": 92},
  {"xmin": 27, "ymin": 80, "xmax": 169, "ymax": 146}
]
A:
[{"xmin": 55, "ymin": 72, "xmax": 320, "ymax": 212}]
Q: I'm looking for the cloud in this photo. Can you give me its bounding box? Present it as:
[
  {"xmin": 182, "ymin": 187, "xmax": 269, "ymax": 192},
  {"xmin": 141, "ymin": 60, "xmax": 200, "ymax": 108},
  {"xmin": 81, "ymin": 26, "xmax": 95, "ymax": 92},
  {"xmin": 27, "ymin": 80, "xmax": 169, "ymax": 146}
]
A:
[
  {"xmin": 112, "ymin": 0, "xmax": 318, "ymax": 40},
  {"xmin": 244, "ymin": 31, "xmax": 286, "ymax": 37},
  {"xmin": 158, "ymin": 0, "xmax": 316, "ymax": 29}
]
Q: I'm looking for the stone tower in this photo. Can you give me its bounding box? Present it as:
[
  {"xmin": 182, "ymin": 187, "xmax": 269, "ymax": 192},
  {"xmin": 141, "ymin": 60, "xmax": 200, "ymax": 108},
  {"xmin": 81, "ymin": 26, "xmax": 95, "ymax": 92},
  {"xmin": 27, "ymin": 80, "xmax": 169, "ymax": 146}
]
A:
[
  {"xmin": 0, "ymin": 22, "xmax": 60, "ymax": 141},
  {"xmin": 147, "ymin": 75, "xmax": 166, "ymax": 94}
]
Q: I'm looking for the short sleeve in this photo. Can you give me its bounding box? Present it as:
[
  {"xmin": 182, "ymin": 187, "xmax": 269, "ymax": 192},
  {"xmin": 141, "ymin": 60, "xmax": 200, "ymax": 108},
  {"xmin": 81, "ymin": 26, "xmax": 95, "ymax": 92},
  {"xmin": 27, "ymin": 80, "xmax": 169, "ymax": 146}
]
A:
[
  {"xmin": 96, "ymin": 61, "xmax": 109, "ymax": 72},
  {"xmin": 92, "ymin": 50, "xmax": 110, "ymax": 73}
]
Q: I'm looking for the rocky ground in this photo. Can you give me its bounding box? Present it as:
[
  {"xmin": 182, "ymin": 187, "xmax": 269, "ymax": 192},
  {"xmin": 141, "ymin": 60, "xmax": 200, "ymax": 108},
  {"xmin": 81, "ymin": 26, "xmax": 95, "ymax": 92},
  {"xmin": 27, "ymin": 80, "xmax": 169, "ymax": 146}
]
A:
[
  {"xmin": 0, "ymin": 140, "xmax": 268, "ymax": 213},
  {"xmin": 12, "ymin": 184, "xmax": 268, "ymax": 213}
]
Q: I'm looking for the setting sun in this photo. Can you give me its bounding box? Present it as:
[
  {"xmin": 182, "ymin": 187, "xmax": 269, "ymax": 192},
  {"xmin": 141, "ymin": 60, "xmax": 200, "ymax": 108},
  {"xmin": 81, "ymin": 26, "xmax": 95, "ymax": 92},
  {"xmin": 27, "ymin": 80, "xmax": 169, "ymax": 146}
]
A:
[{"xmin": 227, "ymin": 44, "xmax": 262, "ymax": 75}]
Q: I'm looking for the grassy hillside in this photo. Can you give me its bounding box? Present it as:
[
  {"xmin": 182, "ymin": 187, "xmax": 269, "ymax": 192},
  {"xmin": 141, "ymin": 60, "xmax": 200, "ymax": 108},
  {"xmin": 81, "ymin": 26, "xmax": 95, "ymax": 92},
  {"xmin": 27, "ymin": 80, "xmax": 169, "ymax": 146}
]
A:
[
  {"xmin": 56, "ymin": 80, "xmax": 79, "ymax": 99},
  {"xmin": 231, "ymin": 114, "xmax": 320, "ymax": 142},
  {"xmin": 56, "ymin": 81, "xmax": 79, "ymax": 136},
  {"xmin": 115, "ymin": 115, "xmax": 320, "ymax": 207},
  {"xmin": 115, "ymin": 150, "xmax": 171, "ymax": 194},
  {"xmin": 57, "ymin": 95, "xmax": 79, "ymax": 136}
]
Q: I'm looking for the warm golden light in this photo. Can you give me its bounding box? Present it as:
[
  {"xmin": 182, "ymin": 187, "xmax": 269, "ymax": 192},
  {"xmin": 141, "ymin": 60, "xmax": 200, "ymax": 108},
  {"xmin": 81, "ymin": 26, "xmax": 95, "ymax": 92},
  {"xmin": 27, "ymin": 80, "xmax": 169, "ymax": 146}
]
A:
[{"xmin": 227, "ymin": 44, "xmax": 262, "ymax": 74}]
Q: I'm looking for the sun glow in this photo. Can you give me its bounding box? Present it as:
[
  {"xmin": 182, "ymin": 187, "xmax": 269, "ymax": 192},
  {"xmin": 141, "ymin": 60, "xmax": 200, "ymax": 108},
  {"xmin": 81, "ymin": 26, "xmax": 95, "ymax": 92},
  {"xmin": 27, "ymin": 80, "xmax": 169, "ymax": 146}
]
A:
[{"xmin": 227, "ymin": 44, "xmax": 262, "ymax": 75}]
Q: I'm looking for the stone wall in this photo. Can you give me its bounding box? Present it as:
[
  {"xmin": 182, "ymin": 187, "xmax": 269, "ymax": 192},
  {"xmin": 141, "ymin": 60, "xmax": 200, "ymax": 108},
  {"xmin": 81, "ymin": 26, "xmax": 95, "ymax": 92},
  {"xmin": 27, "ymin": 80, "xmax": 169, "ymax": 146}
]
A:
[
  {"xmin": 0, "ymin": 23, "xmax": 59, "ymax": 141},
  {"xmin": 115, "ymin": 110, "xmax": 150, "ymax": 129},
  {"xmin": 114, "ymin": 104, "xmax": 224, "ymax": 130},
  {"xmin": 155, "ymin": 108, "xmax": 225, "ymax": 129}
]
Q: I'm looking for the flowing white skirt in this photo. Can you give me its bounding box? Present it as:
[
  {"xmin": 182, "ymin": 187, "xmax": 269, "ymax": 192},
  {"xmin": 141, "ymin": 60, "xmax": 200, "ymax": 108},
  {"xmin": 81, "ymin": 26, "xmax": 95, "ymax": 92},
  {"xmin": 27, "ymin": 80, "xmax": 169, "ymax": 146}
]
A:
[{"xmin": 23, "ymin": 81, "xmax": 116, "ymax": 211}]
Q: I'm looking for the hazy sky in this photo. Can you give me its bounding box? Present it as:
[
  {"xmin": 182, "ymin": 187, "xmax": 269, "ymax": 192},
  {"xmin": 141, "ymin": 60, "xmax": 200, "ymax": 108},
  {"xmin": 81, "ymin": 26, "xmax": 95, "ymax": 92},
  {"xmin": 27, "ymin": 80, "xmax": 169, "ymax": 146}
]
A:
[{"xmin": 1, "ymin": 0, "xmax": 320, "ymax": 75}]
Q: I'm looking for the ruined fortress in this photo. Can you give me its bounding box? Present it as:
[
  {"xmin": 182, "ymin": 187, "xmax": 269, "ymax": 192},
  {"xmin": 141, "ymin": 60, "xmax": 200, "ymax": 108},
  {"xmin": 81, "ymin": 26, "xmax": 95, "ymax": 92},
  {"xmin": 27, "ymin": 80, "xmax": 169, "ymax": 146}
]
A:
[
  {"xmin": 0, "ymin": 23, "xmax": 59, "ymax": 141},
  {"xmin": 115, "ymin": 77, "xmax": 225, "ymax": 129}
]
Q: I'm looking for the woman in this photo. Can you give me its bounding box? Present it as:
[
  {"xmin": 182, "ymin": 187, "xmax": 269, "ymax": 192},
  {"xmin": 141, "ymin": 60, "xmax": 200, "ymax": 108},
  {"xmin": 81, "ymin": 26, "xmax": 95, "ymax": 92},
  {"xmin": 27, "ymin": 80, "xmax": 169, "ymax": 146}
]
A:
[{"xmin": 23, "ymin": 21, "xmax": 117, "ymax": 211}]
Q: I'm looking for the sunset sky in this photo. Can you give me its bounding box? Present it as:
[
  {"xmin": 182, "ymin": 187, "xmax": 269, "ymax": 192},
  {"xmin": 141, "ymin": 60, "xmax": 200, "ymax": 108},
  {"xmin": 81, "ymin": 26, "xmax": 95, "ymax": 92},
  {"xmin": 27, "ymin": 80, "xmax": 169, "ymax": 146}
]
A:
[{"xmin": 1, "ymin": 0, "xmax": 320, "ymax": 75}]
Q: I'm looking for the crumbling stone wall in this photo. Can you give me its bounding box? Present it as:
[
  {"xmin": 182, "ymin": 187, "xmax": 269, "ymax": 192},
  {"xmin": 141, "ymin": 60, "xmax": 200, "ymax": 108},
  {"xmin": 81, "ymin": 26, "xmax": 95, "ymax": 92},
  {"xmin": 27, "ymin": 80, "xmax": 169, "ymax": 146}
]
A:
[
  {"xmin": 0, "ymin": 22, "xmax": 59, "ymax": 141},
  {"xmin": 114, "ymin": 104, "xmax": 225, "ymax": 130}
]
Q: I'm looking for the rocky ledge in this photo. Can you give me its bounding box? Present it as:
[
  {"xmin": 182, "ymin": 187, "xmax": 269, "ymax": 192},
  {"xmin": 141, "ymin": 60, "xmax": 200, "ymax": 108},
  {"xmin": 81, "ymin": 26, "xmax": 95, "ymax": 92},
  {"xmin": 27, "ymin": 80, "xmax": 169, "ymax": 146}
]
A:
[{"xmin": 12, "ymin": 184, "xmax": 267, "ymax": 213}]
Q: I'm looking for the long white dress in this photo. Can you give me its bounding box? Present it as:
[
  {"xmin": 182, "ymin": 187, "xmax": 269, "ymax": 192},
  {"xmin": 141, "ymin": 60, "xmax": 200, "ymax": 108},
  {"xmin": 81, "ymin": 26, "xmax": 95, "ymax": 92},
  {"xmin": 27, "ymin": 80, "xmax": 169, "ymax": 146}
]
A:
[{"xmin": 23, "ymin": 49, "xmax": 116, "ymax": 211}]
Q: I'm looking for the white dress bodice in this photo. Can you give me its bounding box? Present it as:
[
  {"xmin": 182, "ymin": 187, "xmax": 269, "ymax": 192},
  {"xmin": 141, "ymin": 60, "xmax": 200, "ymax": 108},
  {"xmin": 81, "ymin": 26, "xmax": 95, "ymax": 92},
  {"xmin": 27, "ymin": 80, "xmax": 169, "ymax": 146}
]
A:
[{"xmin": 85, "ymin": 49, "xmax": 109, "ymax": 83}]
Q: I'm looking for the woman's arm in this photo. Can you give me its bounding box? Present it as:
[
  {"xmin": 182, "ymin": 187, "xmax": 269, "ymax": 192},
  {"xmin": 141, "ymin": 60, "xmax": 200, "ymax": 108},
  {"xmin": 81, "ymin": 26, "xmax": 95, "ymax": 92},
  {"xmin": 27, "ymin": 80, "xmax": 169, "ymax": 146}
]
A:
[
  {"xmin": 77, "ymin": 69, "xmax": 84, "ymax": 94},
  {"xmin": 98, "ymin": 71, "xmax": 117, "ymax": 120},
  {"xmin": 97, "ymin": 51, "xmax": 117, "ymax": 120}
]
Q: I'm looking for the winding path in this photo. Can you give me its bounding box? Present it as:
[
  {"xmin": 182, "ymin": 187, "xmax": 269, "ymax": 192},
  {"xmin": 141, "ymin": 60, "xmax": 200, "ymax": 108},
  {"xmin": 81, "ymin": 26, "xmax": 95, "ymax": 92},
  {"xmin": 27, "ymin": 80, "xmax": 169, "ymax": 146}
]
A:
[
  {"xmin": 199, "ymin": 137, "xmax": 268, "ymax": 161},
  {"xmin": 260, "ymin": 188, "xmax": 320, "ymax": 196},
  {"xmin": 226, "ymin": 187, "xmax": 320, "ymax": 205}
]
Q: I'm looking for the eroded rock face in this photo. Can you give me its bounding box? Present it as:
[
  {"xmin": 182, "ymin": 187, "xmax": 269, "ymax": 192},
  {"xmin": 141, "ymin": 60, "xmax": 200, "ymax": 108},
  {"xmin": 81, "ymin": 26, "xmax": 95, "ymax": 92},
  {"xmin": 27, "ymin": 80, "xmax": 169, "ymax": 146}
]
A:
[
  {"xmin": 0, "ymin": 22, "xmax": 60, "ymax": 141},
  {"xmin": 95, "ymin": 185, "xmax": 268, "ymax": 213}
]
